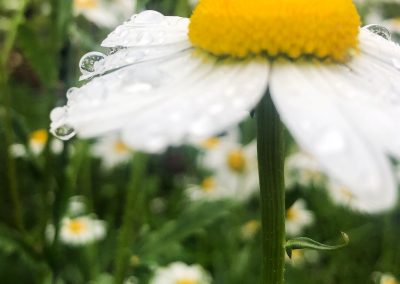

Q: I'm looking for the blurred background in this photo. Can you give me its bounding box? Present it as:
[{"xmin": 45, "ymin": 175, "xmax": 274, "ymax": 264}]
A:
[{"xmin": 0, "ymin": 0, "xmax": 399, "ymax": 283}]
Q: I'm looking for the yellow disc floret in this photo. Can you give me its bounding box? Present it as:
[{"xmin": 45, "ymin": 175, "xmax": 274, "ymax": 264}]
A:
[{"xmin": 189, "ymin": 0, "xmax": 360, "ymax": 61}]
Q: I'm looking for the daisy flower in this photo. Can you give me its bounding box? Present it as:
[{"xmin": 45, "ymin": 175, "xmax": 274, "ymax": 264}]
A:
[
  {"xmin": 91, "ymin": 135, "xmax": 134, "ymax": 168},
  {"xmin": 240, "ymin": 219, "xmax": 261, "ymax": 240},
  {"xmin": 285, "ymin": 199, "xmax": 315, "ymax": 236},
  {"xmin": 379, "ymin": 273, "xmax": 399, "ymax": 284},
  {"xmin": 285, "ymin": 249, "xmax": 319, "ymax": 268},
  {"xmin": 73, "ymin": 0, "xmax": 136, "ymax": 28},
  {"xmin": 187, "ymin": 130, "xmax": 259, "ymax": 201},
  {"xmin": 51, "ymin": 1, "xmax": 400, "ymax": 212},
  {"xmin": 150, "ymin": 262, "xmax": 211, "ymax": 284},
  {"xmin": 59, "ymin": 215, "xmax": 106, "ymax": 246},
  {"xmin": 29, "ymin": 129, "xmax": 48, "ymax": 155}
]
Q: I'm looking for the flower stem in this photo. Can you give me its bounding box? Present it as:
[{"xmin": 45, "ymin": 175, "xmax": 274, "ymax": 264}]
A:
[
  {"xmin": 0, "ymin": 0, "xmax": 28, "ymax": 232},
  {"xmin": 256, "ymin": 90, "xmax": 286, "ymax": 284},
  {"xmin": 114, "ymin": 153, "xmax": 148, "ymax": 284}
]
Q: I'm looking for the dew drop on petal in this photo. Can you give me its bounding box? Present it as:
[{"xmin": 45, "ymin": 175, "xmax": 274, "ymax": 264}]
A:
[
  {"xmin": 79, "ymin": 51, "xmax": 106, "ymax": 74},
  {"xmin": 54, "ymin": 125, "xmax": 76, "ymax": 141},
  {"xmin": 66, "ymin": 87, "xmax": 78, "ymax": 99},
  {"xmin": 135, "ymin": 10, "xmax": 164, "ymax": 24},
  {"xmin": 363, "ymin": 24, "xmax": 391, "ymax": 40}
]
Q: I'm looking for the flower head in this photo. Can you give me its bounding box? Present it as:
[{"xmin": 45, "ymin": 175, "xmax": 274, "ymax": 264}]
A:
[
  {"xmin": 285, "ymin": 199, "xmax": 314, "ymax": 236},
  {"xmin": 59, "ymin": 215, "xmax": 106, "ymax": 246},
  {"xmin": 51, "ymin": 1, "xmax": 400, "ymax": 211},
  {"xmin": 92, "ymin": 135, "xmax": 133, "ymax": 168},
  {"xmin": 150, "ymin": 262, "xmax": 211, "ymax": 284}
]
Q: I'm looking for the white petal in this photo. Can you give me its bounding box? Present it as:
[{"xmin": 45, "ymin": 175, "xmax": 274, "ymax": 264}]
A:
[
  {"xmin": 270, "ymin": 62, "xmax": 397, "ymax": 212},
  {"xmin": 53, "ymin": 52, "xmax": 269, "ymax": 153}
]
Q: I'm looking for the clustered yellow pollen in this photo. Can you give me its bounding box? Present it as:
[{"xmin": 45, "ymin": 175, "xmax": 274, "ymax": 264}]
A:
[
  {"xmin": 286, "ymin": 207, "xmax": 298, "ymax": 221},
  {"xmin": 201, "ymin": 137, "xmax": 220, "ymax": 149},
  {"xmin": 201, "ymin": 177, "xmax": 216, "ymax": 192},
  {"xmin": 30, "ymin": 129, "xmax": 48, "ymax": 144},
  {"xmin": 176, "ymin": 279, "xmax": 198, "ymax": 284},
  {"xmin": 74, "ymin": 0, "xmax": 97, "ymax": 9},
  {"xmin": 114, "ymin": 140, "xmax": 130, "ymax": 153},
  {"xmin": 227, "ymin": 149, "xmax": 246, "ymax": 173},
  {"xmin": 68, "ymin": 219, "xmax": 86, "ymax": 234},
  {"xmin": 189, "ymin": 0, "xmax": 360, "ymax": 61}
]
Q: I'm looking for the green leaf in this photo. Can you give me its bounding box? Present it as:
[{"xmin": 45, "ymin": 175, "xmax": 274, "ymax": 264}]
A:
[
  {"xmin": 138, "ymin": 200, "xmax": 234, "ymax": 258},
  {"xmin": 16, "ymin": 24, "xmax": 58, "ymax": 86},
  {"xmin": 285, "ymin": 232, "xmax": 350, "ymax": 259}
]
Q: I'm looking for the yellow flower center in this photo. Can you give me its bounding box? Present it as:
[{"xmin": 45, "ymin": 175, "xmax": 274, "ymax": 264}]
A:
[
  {"xmin": 189, "ymin": 0, "xmax": 360, "ymax": 61},
  {"xmin": 339, "ymin": 187, "xmax": 355, "ymax": 200},
  {"xmin": 201, "ymin": 137, "xmax": 220, "ymax": 149},
  {"xmin": 68, "ymin": 219, "xmax": 87, "ymax": 235},
  {"xmin": 176, "ymin": 279, "xmax": 197, "ymax": 284},
  {"xmin": 227, "ymin": 149, "xmax": 246, "ymax": 172},
  {"xmin": 286, "ymin": 207, "xmax": 298, "ymax": 221},
  {"xmin": 201, "ymin": 177, "xmax": 216, "ymax": 192},
  {"xmin": 114, "ymin": 140, "xmax": 130, "ymax": 154},
  {"xmin": 241, "ymin": 220, "xmax": 260, "ymax": 238},
  {"xmin": 382, "ymin": 276, "xmax": 399, "ymax": 284},
  {"xmin": 74, "ymin": 0, "xmax": 97, "ymax": 9},
  {"xmin": 30, "ymin": 129, "xmax": 48, "ymax": 145}
]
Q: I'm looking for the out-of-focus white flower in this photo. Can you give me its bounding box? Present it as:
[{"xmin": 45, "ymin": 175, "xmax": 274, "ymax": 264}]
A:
[
  {"xmin": 240, "ymin": 219, "xmax": 261, "ymax": 240},
  {"xmin": 285, "ymin": 151, "xmax": 325, "ymax": 189},
  {"xmin": 187, "ymin": 130, "xmax": 258, "ymax": 201},
  {"xmin": 379, "ymin": 273, "xmax": 399, "ymax": 284},
  {"xmin": 51, "ymin": 4, "xmax": 400, "ymax": 211},
  {"xmin": 285, "ymin": 249, "xmax": 319, "ymax": 268},
  {"xmin": 67, "ymin": 196, "xmax": 87, "ymax": 216},
  {"xmin": 59, "ymin": 215, "xmax": 106, "ymax": 246},
  {"xmin": 203, "ymin": 131, "xmax": 258, "ymax": 197},
  {"xmin": 285, "ymin": 199, "xmax": 314, "ymax": 236},
  {"xmin": 74, "ymin": 0, "xmax": 136, "ymax": 28},
  {"xmin": 9, "ymin": 143, "xmax": 27, "ymax": 158},
  {"xmin": 92, "ymin": 135, "xmax": 133, "ymax": 168},
  {"xmin": 150, "ymin": 262, "xmax": 211, "ymax": 284},
  {"xmin": 327, "ymin": 179, "xmax": 395, "ymax": 213},
  {"xmin": 29, "ymin": 129, "xmax": 48, "ymax": 155},
  {"xmin": 50, "ymin": 139, "xmax": 64, "ymax": 154}
]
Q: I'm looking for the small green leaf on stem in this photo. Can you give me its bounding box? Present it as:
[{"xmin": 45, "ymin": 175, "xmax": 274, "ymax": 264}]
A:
[{"xmin": 285, "ymin": 232, "xmax": 349, "ymax": 259}]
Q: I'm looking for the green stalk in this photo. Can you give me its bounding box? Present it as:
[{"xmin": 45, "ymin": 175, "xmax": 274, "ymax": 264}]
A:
[
  {"xmin": 256, "ymin": 90, "xmax": 286, "ymax": 284},
  {"xmin": 114, "ymin": 153, "xmax": 148, "ymax": 284},
  {"xmin": 0, "ymin": 0, "xmax": 28, "ymax": 232}
]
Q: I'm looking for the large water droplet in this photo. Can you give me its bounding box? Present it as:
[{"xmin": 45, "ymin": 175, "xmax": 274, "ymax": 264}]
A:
[
  {"xmin": 66, "ymin": 87, "xmax": 78, "ymax": 99},
  {"xmin": 79, "ymin": 51, "xmax": 106, "ymax": 74},
  {"xmin": 364, "ymin": 24, "xmax": 391, "ymax": 40},
  {"xmin": 54, "ymin": 125, "xmax": 76, "ymax": 141},
  {"xmin": 135, "ymin": 10, "xmax": 164, "ymax": 24}
]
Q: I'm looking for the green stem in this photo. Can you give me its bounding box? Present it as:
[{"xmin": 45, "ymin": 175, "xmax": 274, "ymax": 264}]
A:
[
  {"xmin": 0, "ymin": 0, "xmax": 28, "ymax": 232},
  {"xmin": 114, "ymin": 153, "xmax": 148, "ymax": 284},
  {"xmin": 256, "ymin": 90, "xmax": 286, "ymax": 284}
]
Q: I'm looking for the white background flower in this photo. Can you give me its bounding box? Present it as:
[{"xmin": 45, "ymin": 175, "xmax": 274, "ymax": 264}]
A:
[
  {"xmin": 150, "ymin": 262, "xmax": 211, "ymax": 284},
  {"xmin": 286, "ymin": 199, "xmax": 315, "ymax": 236}
]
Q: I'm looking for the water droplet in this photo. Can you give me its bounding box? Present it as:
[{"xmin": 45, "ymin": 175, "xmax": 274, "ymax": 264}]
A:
[
  {"xmin": 66, "ymin": 87, "xmax": 78, "ymax": 99},
  {"xmin": 79, "ymin": 51, "xmax": 106, "ymax": 74},
  {"xmin": 50, "ymin": 107, "xmax": 66, "ymax": 121},
  {"xmin": 54, "ymin": 125, "xmax": 76, "ymax": 141},
  {"xmin": 135, "ymin": 10, "xmax": 164, "ymax": 24},
  {"xmin": 392, "ymin": 58, "xmax": 400, "ymax": 70},
  {"xmin": 364, "ymin": 24, "xmax": 391, "ymax": 40}
]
